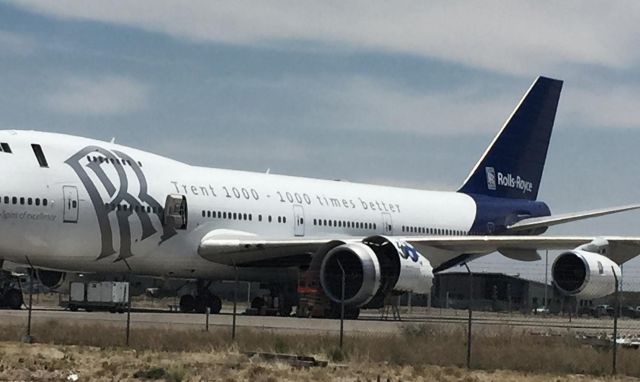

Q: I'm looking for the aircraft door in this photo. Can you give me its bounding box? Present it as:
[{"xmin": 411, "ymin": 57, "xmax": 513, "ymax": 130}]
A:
[
  {"xmin": 63, "ymin": 185, "xmax": 79, "ymax": 223},
  {"xmin": 293, "ymin": 205, "xmax": 305, "ymax": 236},
  {"xmin": 382, "ymin": 212, "xmax": 393, "ymax": 234},
  {"xmin": 164, "ymin": 194, "xmax": 187, "ymax": 230}
]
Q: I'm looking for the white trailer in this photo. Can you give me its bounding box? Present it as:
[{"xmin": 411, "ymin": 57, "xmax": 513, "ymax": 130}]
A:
[{"xmin": 66, "ymin": 281, "xmax": 129, "ymax": 313}]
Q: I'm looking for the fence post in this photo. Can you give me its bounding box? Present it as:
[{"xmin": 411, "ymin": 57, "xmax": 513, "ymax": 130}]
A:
[
  {"xmin": 232, "ymin": 263, "xmax": 238, "ymax": 341},
  {"xmin": 463, "ymin": 262, "xmax": 472, "ymax": 369},
  {"xmin": 25, "ymin": 268, "xmax": 34, "ymax": 343},
  {"xmin": 126, "ymin": 279, "xmax": 131, "ymax": 347},
  {"xmin": 337, "ymin": 259, "xmax": 346, "ymax": 350},
  {"xmin": 205, "ymin": 307, "xmax": 210, "ymax": 332},
  {"xmin": 612, "ymin": 266, "xmax": 619, "ymax": 376}
]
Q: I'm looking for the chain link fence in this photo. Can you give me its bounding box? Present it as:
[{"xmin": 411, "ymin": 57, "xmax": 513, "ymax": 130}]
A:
[
  {"xmin": 390, "ymin": 257, "xmax": 640, "ymax": 376},
  {"xmin": 10, "ymin": 254, "xmax": 640, "ymax": 377}
]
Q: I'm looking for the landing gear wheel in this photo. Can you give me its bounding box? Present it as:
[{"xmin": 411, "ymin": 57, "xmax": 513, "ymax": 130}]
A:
[
  {"xmin": 194, "ymin": 297, "xmax": 207, "ymax": 314},
  {"xmin": 329, "ymin": 303, "xmax": 360, "ymax": 320},
  {"xmin": 278, "ymin": 301, "xmax": 292, "ymax": 317},
  {"xmin": 251, "ymin": 297, "xmax": 266, "ymax": 310},
  {"xmin": 179, "ymin": 295, "xmax": 195, "ymax": 313},
  {"xmin": 345, "ymin": 307, "xmax": 360, "ymax": 320},
  {"xmin": 4, "ymin": 289, "xmax": 23, "ymax": 310},
  {"xmin": 208, "ymin": 295, "xmax": 222, "ymax": 314}
]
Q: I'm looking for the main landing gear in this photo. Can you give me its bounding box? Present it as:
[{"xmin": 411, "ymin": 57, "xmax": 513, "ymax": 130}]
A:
[
  {"xmin": 179, "ymin": 280, "xmax": 222, "ymax": 314},
  {"xmin": 0, "ymin": 280, "xmax": 23, "ymax": 310},
  {"xmin": 249, "ymin": 284, "xmax": 296, "ymax": 317}
]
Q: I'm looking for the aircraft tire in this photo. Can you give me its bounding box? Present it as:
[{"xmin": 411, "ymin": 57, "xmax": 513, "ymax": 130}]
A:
[
  {"xmin": 208, "ymin": 295, "xmax": 222, "ymax": 314},
  {"xmin": 4, "ymin": 289, "xmax": 23, "ymax": 310},
  {"xmin": 251, "ymin": 297, "xmax": 265, "ymax": 310},
  {"xmin": 194, "ymin": 297, "xmax": 207, "ymax": 314},
  {"xmin": 278, "ymin": 301, "xmax": 292, "ymax": 317},
  {"xmin": 328, "ymin": 302, "xmax": 360, "ymax": 320},
  {"xmin": 345, "ymin": 307, "xmax": 360, "ymax": 320},
  {"xmin": 179, "ymin": 294, "xmax": 195, "ymax": 313}
]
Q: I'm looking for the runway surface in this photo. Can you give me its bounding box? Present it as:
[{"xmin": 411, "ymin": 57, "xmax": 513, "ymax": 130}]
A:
[{"xmin": 0, "ymin": 305, "xmax": 637, "ymax": 336}]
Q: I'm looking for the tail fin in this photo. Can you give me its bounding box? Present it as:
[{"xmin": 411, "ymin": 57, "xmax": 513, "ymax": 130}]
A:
[{"xmin": 458, "ymin": 76, "xmax": 563, "ymax": 200}]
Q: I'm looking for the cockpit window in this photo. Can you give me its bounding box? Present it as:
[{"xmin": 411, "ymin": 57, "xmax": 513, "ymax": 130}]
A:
[
  {"xmin": 31, "ymin": 144, "xmax": 49, "ymax": 168},
  {"xmin": 0, "ymin": 142, "xmax": 12, "ymax": 153}
]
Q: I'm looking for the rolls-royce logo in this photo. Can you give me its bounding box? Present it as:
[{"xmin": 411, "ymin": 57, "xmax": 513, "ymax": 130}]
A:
[
  {"xmin": 66, "ymin": 146, "xmax": 176, "ymax": 261},
  {"xmin": 485, "ymin": 167, "xmax": 496, "ymax": 191}
]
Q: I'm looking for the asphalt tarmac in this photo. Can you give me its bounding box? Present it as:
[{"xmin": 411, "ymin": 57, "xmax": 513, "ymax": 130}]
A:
[{"xmin": 0, "ymin": 305, "xmax": 637, "ymax": 337}]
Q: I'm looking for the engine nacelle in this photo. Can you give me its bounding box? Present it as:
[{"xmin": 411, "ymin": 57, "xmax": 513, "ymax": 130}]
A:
[
  {"xmin": 35, "ymin": 269, "xmax": 68, "ymax": 290},
  {"xmin": 319, "ymin": 236, "xmax": 433, "ymax": 307},
  {"xmin": 320, "ymin": 242, "xmax": 382, "ymax": 307},
  {"xmin": 552, "ymin": 250, "xmax": 620, "ymax": 299},
  {"xmin": 33, "ymin": 270, "xmax": 87, "ymax": 293}
]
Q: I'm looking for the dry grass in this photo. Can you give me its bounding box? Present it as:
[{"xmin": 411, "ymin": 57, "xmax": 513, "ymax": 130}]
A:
[
  {"xmin": 0, "ymin": 321, "xmax": 638, "ymax": 380},
  {"xmin": 0, "ymin": 341, "xmax": 636, "ymax": 382}
]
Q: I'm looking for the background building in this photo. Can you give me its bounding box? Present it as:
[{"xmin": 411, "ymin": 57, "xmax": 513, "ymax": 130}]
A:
[{"xmin": 432, "ymin": 272, "xmax": 567, "ymax": 313}]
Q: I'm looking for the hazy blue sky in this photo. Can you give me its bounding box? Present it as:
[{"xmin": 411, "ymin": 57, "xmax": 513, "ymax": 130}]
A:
[{"xmin": 2, "ymin": 2, "xmax": 640, "ymax": 283}]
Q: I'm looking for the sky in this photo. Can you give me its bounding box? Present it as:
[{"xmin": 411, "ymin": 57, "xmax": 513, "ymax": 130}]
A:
[{"xmin": 2, "ymin": 1, "xmax": 640, "ymax": 285}]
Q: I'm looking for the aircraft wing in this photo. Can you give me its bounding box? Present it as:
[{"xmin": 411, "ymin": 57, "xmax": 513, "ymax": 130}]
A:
[
  {"xmin": 198, "ymin": 230, "xmax": 640, "ymax": 268},
  {"xmin": 507, "ymin": 204, "xmax": 640, "ymax": 232}
]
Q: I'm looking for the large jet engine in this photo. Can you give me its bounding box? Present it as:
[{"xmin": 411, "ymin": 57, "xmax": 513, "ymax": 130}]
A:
[
  {"xmin": 319, "ymin": 236, "xmax": 433, "ymax": 308},
  {"xmin": 552, "ymin": 250, "xmax": 620, "ymax": 299}
]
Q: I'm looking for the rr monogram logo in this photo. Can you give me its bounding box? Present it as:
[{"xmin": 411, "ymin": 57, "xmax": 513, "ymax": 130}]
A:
[{"xmin": 66, "ymin": 146, "xmax": 177, "ymax": 261}]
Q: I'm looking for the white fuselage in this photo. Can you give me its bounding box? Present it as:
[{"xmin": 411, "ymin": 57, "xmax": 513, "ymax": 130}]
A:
[{"xmin": 0, "ymin": 130, "xmax": 477, "ymax": 281}]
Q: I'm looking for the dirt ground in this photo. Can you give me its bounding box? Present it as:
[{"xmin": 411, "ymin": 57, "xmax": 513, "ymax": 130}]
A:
[{"xmin": 0, "ymin": 341, "xmax": 636, "ymax": 382}]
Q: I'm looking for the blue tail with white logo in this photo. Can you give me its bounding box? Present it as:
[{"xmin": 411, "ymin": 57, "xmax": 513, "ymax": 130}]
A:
[{"xmin": 458, "ymin": 76, "xmax": 563, "ymax": 201}]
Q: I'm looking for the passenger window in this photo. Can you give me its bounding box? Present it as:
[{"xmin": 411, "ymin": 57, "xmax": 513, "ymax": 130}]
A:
[
  {"xmin": 268, "ymin": 215, "xmax": 272, "ymax": 222},
  {"xmin": 201, "ymin": 210, "xmax": 206, "ymax": 218},
  {"xmin": 27, "ymin": 198, "xmax": 32, "ymax": 205},
  {"xmin": 19, "ymin": 197, "xmax": 24, "ymax": 205},
  {"xmin": 35, "ymin": 198, "xmax": 40, "ymax": 206},
  {"xmin": 283, "ymin": 217, "xmax": 286, "ymax": 223},
  {"xmin": 258, "ymin": 215, "xmax": 262, "ymax": 222}
]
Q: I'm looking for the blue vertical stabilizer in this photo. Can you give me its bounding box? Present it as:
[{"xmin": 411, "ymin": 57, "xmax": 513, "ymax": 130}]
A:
[{"xmin": 458, "ymin": 76, "xmax": 563, "ymax": 200}]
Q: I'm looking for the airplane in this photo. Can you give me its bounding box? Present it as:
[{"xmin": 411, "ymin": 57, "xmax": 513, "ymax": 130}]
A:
[{"xmin": 0, "ymin": 76, "xmax": 639, "ymax": 317}]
